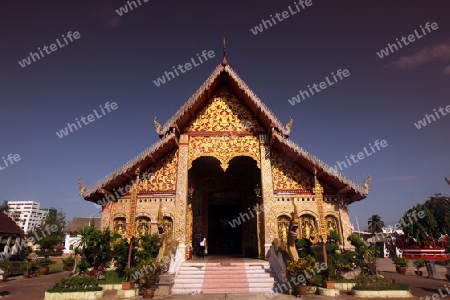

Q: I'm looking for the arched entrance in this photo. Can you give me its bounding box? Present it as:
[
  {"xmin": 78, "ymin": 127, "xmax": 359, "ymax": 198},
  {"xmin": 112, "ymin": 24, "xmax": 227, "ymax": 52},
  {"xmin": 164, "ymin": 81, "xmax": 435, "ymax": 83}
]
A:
[{"xmin": 188, "ymin": 156, "xmax": 261, "ymax": 257}]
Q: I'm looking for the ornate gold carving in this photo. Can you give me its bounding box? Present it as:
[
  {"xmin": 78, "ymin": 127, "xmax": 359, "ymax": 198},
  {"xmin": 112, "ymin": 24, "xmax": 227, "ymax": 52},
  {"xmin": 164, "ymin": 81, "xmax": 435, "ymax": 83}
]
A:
[
  {"xmin": 271, "ymin": 150, "xmax": 313, "ymax": 192},
  {"xmin": 174, "ymin": 135, "xmax": 189, "ymax": 245},
  {"xmin": 127, "ymin": 184, "xmax": 138, "ymax": 241},
  {"xmin": 186, "ymin": 87, "xmax": 264, "ymax": 133},
  {"xmin": 326, "ymin": 215, "xmax": 339, "ymax": 233},
  {"xmin": 189, "ymin": 135, "xmax": 260, "ymax": 170},
  {"xmin": 259, "ymin": 135, "xmax": 277, "ymax": 243},
  {"xmin": 277, "ymin": 215, "xmax": 290, "ymax": 243},
  {"xmin": 135, "ymin": 217, "xmax": 151, "ymax": 237},
  {"xmin": 300, "ymin": 214, "xmax": 319, "ymax": 244},
  {"xmin": 313, "ymin": 181, "xmax": 327, "ymax": 243},
  {"xmin": 163, "ymin": 216, "xmax": 173, "ymax": 239},
  {"xmin": 113, "ymin": 217, "xmax": 126, "ymax": 235},
  {"xmin": 139, "ymin": 150, "xmax": 178, "ymax": 192}
]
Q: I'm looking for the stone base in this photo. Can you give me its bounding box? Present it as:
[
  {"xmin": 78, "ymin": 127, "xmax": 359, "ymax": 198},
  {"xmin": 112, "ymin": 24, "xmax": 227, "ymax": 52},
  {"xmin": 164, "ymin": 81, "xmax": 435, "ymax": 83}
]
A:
[
  {"xmin": 44, "ymin": 291, "xmax": 103, "ymax": 300},
  {"xmin": 154, "ymin": 273, "xmax": 175, "ymax": 296},
  {"xmin": 352, "ymin": 289, "xmax": 412, "ymax": 298},
  {"xmin": 317, "ymin": 287, "xmax": 340, "ymax": 297},
  {"xmin": 335, "ymin": 282, "xmax": 357, "ymax": 291},
  {"xmin": 117, "ymin": 288, "xmax": 138, "ymax": 298}
]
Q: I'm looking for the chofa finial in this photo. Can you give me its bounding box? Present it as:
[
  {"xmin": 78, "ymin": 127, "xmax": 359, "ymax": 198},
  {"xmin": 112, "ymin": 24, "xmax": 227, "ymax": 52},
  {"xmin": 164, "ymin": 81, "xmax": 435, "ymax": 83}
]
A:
[{"xmin": 221, "ymin": 38, "xmax": 228, "ymax": 67}]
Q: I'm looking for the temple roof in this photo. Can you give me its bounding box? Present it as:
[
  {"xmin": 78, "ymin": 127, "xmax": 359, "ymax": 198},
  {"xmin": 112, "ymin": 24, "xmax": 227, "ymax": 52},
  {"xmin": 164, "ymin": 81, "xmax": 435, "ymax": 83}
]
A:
[
  {"xmin": 156, "ymin": 63, "xmax": 291, "ymax": 137},
  {"xmin": 83, "ymin": 60, "xmax": 368, "ymax": 203},
  {"xmin": 0, "ymin": 212, "xmax": 25, "ymax": 235},
  {"xmin": 271, "ymin": 133, "xmax": 368, "ymax": 203},
  {"xmin": 63, "ymin": 217, "xmax": 101, "ymax": 233}
]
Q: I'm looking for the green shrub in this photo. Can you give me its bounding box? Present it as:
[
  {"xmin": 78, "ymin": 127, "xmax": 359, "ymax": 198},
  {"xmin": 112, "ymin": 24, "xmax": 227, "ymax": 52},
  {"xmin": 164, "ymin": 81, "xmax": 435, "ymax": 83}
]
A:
[
  {"xmin": 103, "ymin": 270, "xmax": 124, "ymax": 284},
  {"xmin": 62, "ymin": 256, "xmax": 75, "ymax": 271},
  {"xmin": 392, "ymin": 257, "xmax": 408, "ymax": 267},
  {"xmin": 353, "ymin": 276, "xmax": 409, "ymax": 291},
  {"xmin": 47, "ymin": 276, "xmax": 102, "ymax": 293},
  {"xmin": 413, "ymin": 258, "xmax": 425, "ymax": 270}
]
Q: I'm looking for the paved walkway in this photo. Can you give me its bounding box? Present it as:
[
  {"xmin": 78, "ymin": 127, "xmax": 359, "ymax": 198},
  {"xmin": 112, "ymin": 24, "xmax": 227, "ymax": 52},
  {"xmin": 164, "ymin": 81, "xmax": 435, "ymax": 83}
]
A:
[
  {"xmin": 1, "ymin": 258, "xmax": 448, "ymax": 299},
  {"xmin": 0, "ymin": 271, "xmax": 69, "ymax": 300}
]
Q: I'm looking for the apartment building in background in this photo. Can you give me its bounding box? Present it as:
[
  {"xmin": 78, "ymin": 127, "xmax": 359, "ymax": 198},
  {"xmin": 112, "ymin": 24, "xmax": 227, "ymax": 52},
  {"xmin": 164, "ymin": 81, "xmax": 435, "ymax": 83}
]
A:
[{"xmin": 6, "ymin": 201, "xmax": 50, "ymax": 233}]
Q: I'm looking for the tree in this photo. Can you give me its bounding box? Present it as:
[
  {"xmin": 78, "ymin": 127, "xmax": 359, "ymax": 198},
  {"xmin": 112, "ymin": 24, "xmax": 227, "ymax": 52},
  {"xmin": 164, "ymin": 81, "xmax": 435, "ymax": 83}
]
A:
[
  {"xmin": 368, "ymin": 214, "xmax": 384, "ymax": 233},
  {"xmin": 0, "ymin": 200, "xmax": 9, "ymax": 213},
  {"xmin": 31, "ymin": 208, "xmax": 66, "ymax": 253},
  {"xmin": 401, "ymin": 194, "xmax": 450, "ymax": 247},
  {"xmin": 74, "ymin": 225, "xmax": 118, "ymax": 271}
]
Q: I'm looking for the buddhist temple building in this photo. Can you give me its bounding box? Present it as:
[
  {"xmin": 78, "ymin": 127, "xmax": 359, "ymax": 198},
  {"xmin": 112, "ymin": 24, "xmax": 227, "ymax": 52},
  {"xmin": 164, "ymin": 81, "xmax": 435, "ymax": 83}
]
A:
[{"xmin": 81, "ymin": 46, "xmax": 369, "ymax": 262}]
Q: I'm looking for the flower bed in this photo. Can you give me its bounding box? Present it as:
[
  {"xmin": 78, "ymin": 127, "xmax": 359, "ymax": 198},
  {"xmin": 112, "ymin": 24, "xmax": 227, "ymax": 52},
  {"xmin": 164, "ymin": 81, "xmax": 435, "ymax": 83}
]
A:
[
  {"xmin": 47, "ymin": 276, "xmax": 102, "ymax": 293},
  {"xmin": 353, "ymin": 277, "xmax": 409, "ymax": 291}
]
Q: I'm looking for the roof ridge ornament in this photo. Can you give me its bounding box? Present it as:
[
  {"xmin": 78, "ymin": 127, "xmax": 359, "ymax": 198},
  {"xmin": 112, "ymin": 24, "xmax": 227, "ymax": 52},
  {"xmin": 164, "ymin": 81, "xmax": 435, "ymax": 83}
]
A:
[
  {"xmin": 285, "ymin": 116, "xmax": 294, "ymax": 135},
  {"xmin": 445, "ymin": 176, "xmax": 450, "ymax": 185},
  {"xmin": 221, "ymin": 37, "xmax": 228, "ymax": 67},
  {"xmin": 78, "ymin": 177, "xmax": 86, "ymax": 197},
  {"xmin": 154, "ymin": 116, "xmax": 163, "ymax": 136},
  {"xmin": 363, "ymin": 173, "xmax": 372, "ymax": 193}
]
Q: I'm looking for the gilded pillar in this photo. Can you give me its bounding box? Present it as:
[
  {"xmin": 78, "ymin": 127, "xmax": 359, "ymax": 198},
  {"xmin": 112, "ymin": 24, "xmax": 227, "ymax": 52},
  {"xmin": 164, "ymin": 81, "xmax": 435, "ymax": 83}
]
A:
[
  {"xmin": 126, "ymin": 171, "xmax": 140, "ymax": 242},
  {"xmin": 174, "ymin": 134, "xmax": 189, "ymax": 258},
  {"xmin": 313, "ymin": 180, "xmax": 327, "ymax": 243},
  {"xmin": 259, "ymin": 134, "xmax": 276, "ymax": 256}
]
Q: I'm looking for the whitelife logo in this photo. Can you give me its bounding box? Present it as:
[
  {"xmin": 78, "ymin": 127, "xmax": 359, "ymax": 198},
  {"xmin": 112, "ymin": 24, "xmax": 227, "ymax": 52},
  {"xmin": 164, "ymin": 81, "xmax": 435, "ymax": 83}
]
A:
[
  {"xmin": 56, "ymin": 102, "xmax": 118, "ymax": 139},
  {"xmin": 250, "ymin": 0, "xmax": 313, "ymax": 35},
  {"xmin": 288, "ymin": 69, "xmax": 350, "ymax": 106},
  {"xmin": 413, "ymin": 105, "xmax": 450, "ymax": 129},
  {"xmin": 152, "ymin": 50, "xmax": 215, "ymax": 87},
  {"xmin": 376, "ymin": 22, "xmax": 438, "ymax": 59},
  {"xmin": 18, "ymin": 31, "xmax": 81, "ymax": 68},
  {"xmin": 0, "ymin": 154, "xmax": 21, "ymax": 172},
  {"xmin": 116, "ymin": 0, "xmax": 149, "ymax": 16}
]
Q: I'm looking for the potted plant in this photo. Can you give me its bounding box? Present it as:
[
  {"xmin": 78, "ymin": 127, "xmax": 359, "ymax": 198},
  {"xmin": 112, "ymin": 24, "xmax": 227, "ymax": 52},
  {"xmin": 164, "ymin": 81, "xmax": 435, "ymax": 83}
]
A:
[
  {"xmin": 62, "ymin": 255, "xmax": 75, "ymax": 271},
  {"xmin": 138, "ymin": 258, "xmax": 161, "ymax": 299},
  {"xmin": 392, "ymin": 257, "xmax": 408, "ymax": 274},
  {"xmin": 37, "ymin": 258, "xmax": 53, "ymax": 275},
  {"xmin": 413, "ymin": 258, "xmax": 425, "ymax": 276},
  {"xmin": 0, "ymin": 261, "xmax": 12, "ymax": 281},
  {"xmin": 320, "ymin": 266, "xmax": 335, "ymax": 289},
  {"xmin": 286, "ymin": 256, "xmax": 314, "ymax": 295},
  {"xmin": 122, "ymin": 267, "xmax": 137, "ymax": 290},
  {"xmin": 19, "ymin": 259, "xmax": 36, "ymax": 278}
]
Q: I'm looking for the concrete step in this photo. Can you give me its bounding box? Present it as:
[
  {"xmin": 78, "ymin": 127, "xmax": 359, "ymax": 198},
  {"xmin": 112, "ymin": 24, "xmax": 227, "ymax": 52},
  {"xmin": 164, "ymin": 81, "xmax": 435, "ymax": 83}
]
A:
[
  {"xmin": 172, "ymin": 258, "xmax": 274, "ymax": 295},
  {"xmin": 176, "ymin": 277, "xmax": 274, "ymax": 283}
]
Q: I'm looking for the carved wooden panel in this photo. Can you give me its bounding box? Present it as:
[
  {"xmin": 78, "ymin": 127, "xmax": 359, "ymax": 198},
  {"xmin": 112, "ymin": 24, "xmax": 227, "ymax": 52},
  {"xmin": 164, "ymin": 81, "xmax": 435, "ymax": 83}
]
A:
[
  {"xmin": 186, "ymin": 87, "xmax": 264, "ymax": 133},
  {"xmin": 139, "ymin": 149, "xmax": 178, "ymax": 192}
]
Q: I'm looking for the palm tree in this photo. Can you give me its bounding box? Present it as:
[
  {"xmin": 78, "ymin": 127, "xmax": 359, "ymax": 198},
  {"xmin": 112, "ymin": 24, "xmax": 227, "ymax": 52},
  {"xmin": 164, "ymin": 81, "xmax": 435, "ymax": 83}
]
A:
[{"xmin": 368, "ymin": 214, "xmax": 384, "ymax": 233}]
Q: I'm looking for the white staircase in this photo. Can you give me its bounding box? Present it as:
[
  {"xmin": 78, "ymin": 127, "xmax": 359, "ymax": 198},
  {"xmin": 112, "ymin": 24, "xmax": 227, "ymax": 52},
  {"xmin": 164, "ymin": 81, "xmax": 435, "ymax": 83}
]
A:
[{"xmin": 171, "ymin": 258, "xmax": 275, "ymax": 294}]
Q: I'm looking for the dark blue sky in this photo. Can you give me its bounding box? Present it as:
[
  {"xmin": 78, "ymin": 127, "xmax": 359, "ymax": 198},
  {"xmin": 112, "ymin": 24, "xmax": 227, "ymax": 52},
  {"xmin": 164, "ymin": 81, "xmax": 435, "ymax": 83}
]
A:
[{"xmin": 1, "ymin": 0, "xmax": 449, "ymax": 229}]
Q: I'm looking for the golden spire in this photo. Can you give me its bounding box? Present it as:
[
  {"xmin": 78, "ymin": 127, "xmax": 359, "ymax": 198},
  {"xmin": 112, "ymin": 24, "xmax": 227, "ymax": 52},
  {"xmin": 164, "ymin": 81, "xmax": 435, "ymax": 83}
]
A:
[{"xmin": 221, "ymin": 38, "xmax": 228, "ymax": 66}]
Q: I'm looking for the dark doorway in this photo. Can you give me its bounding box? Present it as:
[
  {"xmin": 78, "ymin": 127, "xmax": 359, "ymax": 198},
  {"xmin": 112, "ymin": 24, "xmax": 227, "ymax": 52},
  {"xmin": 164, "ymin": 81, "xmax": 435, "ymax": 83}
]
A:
[
  {"xmin": 189, "ymin": 156, "xmax": 260, "ymax": 257},
  {"xmin": 208, "ymin": 203, "xmax": 242, "ymax": 254}
]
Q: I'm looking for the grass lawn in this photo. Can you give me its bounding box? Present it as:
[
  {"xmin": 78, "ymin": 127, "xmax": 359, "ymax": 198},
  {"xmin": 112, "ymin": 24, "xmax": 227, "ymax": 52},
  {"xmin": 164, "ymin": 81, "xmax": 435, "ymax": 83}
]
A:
[{"xmin": 49, "ymin": 258, "xmax": 64, "ymax": 273}]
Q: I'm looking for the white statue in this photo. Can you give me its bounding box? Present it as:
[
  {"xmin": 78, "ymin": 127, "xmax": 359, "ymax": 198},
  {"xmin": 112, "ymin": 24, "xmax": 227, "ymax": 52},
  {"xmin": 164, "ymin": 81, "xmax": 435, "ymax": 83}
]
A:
[
  {"xmin": 11, "ymin": 238, "xmax": 21, "ymax": 255},
  {"xmin": 168, "ymin": 245, "xmax": 184, "ymax": 274},
  {"xmin": 3, "ymin": 237, "xmax": 12, "ymax": 256},
  {"xmin": 265, "ymin": 238, "xmax": 287, "ymax": 287}
]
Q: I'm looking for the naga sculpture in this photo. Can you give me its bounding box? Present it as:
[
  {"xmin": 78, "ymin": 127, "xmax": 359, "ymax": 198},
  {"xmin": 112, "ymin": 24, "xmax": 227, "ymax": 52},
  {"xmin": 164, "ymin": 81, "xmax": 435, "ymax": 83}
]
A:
[{"xmin": 287, "ymin": 199, "xmax": 299, "ymax": 262}]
